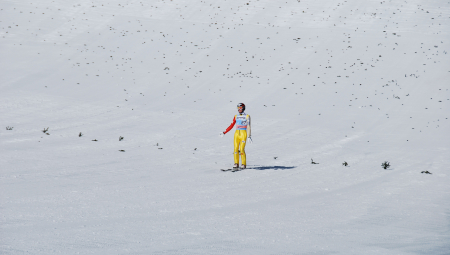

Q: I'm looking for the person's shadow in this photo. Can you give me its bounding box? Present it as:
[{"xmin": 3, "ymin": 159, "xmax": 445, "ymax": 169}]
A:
[{"xmin": 249, "ymin": 165, "xmax": 297, "ymax": 171}]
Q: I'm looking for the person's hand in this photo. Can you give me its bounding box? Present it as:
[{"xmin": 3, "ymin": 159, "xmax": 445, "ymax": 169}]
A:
[{"xmin": 219, "ymin": 132, "xmax": 224, "ymax": 138}]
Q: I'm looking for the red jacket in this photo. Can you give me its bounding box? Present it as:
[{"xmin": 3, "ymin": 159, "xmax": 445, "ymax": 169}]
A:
[{"xmin": 224, "ymin": 116, "xmax": 236, "ymax": 134}]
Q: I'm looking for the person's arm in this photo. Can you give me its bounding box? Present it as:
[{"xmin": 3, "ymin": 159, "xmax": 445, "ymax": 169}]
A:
[
  {"xmin": 223, "ymin": 116, "xmax": 236, "ymax": 134},
  {"xmin": 247, "ymin": 115, "xmax": 251, "ymax": 138}
]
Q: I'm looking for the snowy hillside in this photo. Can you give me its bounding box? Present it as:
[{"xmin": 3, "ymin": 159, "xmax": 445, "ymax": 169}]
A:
[{"xmin": 1, "ymin": 0, "xmax": 449, "ymax": 254}]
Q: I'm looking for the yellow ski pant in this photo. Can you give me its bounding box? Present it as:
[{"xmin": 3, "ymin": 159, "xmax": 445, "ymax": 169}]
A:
[{"xmin": 233, "ymin": 130, "xmax": 247, "ymax": 165}]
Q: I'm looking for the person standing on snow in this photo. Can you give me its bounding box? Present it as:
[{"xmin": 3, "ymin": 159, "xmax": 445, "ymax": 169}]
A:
[{"xmin": 220, "ymin": 103, "xmax": 252, "ymax": 170}]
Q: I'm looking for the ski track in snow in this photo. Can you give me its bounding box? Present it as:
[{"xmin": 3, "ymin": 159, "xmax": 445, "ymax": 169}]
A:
[{"xmin": 1, "ymin": 0, "xmax": 449, "ymax": 254}]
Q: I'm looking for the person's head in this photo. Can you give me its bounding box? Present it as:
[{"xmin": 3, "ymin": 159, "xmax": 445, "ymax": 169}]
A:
[{"xmin": 237, "ymin": 103, "xmax": 245, "ymax": 113}]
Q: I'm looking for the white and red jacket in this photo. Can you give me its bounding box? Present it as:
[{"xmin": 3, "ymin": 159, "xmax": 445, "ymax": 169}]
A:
[{"xmin": 224, "ymin": 113, "xmax": 251, "ymax": 137}]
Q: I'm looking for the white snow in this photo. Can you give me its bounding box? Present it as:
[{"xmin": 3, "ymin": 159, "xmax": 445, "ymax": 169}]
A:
[{"xmin": 1, "ymin": 0, "xmax": 449, "ymax": 254}]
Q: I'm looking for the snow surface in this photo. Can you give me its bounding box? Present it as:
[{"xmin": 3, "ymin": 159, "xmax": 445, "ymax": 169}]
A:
[{"xmin": 1, "ymin": 0, "xmax": 450, "ymax": 254}]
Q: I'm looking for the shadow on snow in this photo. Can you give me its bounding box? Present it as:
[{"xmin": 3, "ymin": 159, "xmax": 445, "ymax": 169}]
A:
[{"xmin": 249, "ymin": 165, "xmax": 297, "ymax": 171}]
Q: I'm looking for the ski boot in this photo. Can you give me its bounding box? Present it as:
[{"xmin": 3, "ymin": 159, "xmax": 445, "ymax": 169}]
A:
[
  {"xmin": 233, "ymin": 163, "xmax": 239, "ymax": 171},
  {"xmin": 240, "ymin": 164, "xmax": 246, "ymax": 170}
]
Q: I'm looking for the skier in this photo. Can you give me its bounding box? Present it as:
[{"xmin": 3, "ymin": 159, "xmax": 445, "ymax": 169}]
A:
[{"xmin": 220, "ymin": 103, "xmax": 252, "ymax": 170}]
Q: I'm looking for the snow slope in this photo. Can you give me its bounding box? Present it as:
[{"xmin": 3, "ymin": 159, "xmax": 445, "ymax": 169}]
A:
[{"xmin": 1, "ymin": 0, "xmax": 449, "ymax": 254}]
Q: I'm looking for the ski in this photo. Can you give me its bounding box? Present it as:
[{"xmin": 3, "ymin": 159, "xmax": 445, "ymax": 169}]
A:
[{"xmin": 221, "ymin": 168, "xmax": 242, "ymax": 172}]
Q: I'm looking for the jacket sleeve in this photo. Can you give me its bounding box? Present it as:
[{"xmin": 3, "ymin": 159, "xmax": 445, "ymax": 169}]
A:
[
  {"xmin": 224, "ymin": 116, "xmax": 236, "ymax": 134},
  {"xmin": 247, "ymin": 115, "xmax": 251, "ymax": 138}
]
